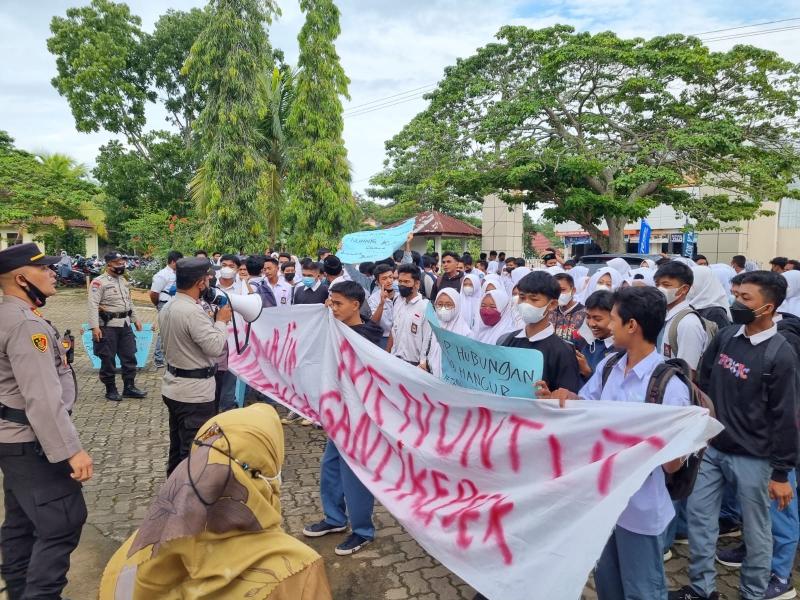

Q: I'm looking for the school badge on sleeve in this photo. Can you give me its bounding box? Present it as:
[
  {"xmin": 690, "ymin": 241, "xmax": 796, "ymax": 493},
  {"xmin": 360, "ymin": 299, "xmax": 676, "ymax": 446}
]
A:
[{"xmin": 31, "ymin": 334, "xmax": 48, "ymax": 353}]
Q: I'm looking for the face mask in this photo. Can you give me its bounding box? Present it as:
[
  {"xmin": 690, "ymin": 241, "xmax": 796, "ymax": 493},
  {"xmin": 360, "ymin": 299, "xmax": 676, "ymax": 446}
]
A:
[
  {"xmin": 658, "ymin": 286, "xmax": 684, "ymax": 305},
  {"xmin": 392, "ymin": 281, "xmax": 400, "ymax": 293},
  {"xmin": 219, "ymin": 267, "xmax": 236, "ymax": 279},
  {"xmin": 398, "ymin": 284, "xmax": 414, "ymax": 298},
  {"xmin": 728, "ymin": 294, "xmax": 735, "ymax": 306},
  {"xmin": 595, "ymin": 284, "xmax": 611, "ymax": 292},
  {"xmin": 518, "ymin": 302, "xmax": 550, "ymax": 324},
  {"xmin": 480, "ymin": 308, "xmax": 502, "ymax": 326},
  {"xmin": 436, "ymin": 307, "xmax": 455, "ymax": 322},
  {"xmin": 511, "ymin": 295, "xmax": 519, "ymax": 306},
  {"xmin": 258, "ymin": 469, "xmax": 282, "ymax": 493},
  {"xmin": 463, "ymin": 285, "xmax": 475, "ymax": 296},
  {"xmin": 302, "ymin": 276, "xmax": 317, "ymax": 288},
  {"xmin": 558, "ymin": 292, "xmax": 572, "ymax": 307},
  {"xmin": 19, "ymin": 276, "xmax": 48, "ymax": 307},
  {"xmin": 730, "ymin": 300, "xmax": 770, "ymax": 325},
  {"xmin": 284, "ymin": 272, "xmax": 295, "ymax": 282},
  {"xmin": 111, "ymin": 265, "xmax": 125, "ymax": 276}
]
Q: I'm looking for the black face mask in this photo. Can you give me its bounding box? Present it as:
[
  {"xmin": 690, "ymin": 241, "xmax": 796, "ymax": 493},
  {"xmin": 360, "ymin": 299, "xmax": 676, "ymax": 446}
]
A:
[
  {"xmin": 111, "ymin": 265, "xmax": 125, "ymax": 275},
  {"xmin": 284, "ymin": 272, "xmax": 295, "ymax": 282},
  {"xmin": 19, "ymin": 276, "xmax": 48, "ymax": 307},
  {"xmin": 202, "ymin": 278, "xmax": 217, "ymax": 303},
  {"xmin": 730, "ymin": 300, "xmax": 769, "ymax": 325},
  {"xmin": 398, "ymin": 284, "xmax": 414, "ymax": 298}
]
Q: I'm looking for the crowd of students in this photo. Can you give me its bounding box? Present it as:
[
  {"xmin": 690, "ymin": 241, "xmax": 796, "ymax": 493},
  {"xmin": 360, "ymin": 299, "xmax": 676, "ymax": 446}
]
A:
[{"xmin": 150, "ymin": 242, "xmax": 800, "ymax": 600}]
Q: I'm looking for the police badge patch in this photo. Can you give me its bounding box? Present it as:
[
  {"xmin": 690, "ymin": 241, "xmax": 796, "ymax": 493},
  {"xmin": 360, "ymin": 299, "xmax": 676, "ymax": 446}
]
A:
[{"xmin": 31, "ymin": 334, "xmax": 48, "ymax": 353}]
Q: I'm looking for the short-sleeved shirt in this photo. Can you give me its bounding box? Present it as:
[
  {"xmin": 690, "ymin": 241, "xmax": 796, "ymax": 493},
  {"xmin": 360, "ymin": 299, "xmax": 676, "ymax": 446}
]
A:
[
  {"xmin": 368, "ymin": 288, "xmax": 396, "ymax": 338},
  {"xmin": 579, "ymin": 350, "xmax": 691, "ymax": 535},
  {"xmin": 151, "ymin": 265, "xmax": 176, "ymax": 302},
  {"xmin": 88, "ymin": 273, "xmax": 139, "ymax": 328},
  {"xmin": 390, "ymin": 294, "xmax": 432, "ymax": 364},
  {"xmin": 499, "ymin": 325, "xmax": 582, "ymax": 393},
  {"xmin": 268, "ymin": 278, "xmax": 293, "ymax": 307},
  {"xmin": 660, "ymin": 300, "xmax": 708, "ymax": 370}
]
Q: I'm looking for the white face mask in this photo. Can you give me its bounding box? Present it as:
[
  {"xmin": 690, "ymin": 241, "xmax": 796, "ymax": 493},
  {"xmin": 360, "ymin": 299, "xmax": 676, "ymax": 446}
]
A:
[
  {"xmin": 463, "ymin": 286, "xmax": 475, "ymax": 296},
  {"xmin": 435, "ymin": 307, "xmax": 455, "ymax": 323},
  {"xmin": 219, "ymin": 267, "xmax": 236, "ymax": 280},
  {"xmin": 595, "ymin": 284, "xmax": 612, "ymax": 292},
  {"xmin": 517, "ymin": 302, "xmax": 550, "ymax": 324},
  {"xmin": 558, "ymin": 292, "xmax": 572, "ymax": 307},
  {"xmin": 658, "ymin": 286, "xmax": 683, "ymax": 305},
  {"xmin": 511, "ymin": 295, "xmax": 519, "ymax": 305},
  {"xmin": 257, "ymin": 469, "xmax": 282, "ymax": 493}
]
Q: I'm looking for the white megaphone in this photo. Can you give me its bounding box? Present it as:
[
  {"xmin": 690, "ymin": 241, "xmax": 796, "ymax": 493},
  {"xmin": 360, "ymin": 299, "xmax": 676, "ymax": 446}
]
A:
[{"xmin": 226, "ymin": 292, "xmax": 263, "ymax": 323}]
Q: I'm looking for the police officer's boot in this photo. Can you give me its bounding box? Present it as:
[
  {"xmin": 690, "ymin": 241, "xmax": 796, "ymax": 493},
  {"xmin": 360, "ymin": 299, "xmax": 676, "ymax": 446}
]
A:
[
  {"xmin": 122, "ymin": 380, "xmax": 147, "ymax": 399},
  {"xmin": 105, "ymin": 383, "xmax": 122, "ymax": 402}
]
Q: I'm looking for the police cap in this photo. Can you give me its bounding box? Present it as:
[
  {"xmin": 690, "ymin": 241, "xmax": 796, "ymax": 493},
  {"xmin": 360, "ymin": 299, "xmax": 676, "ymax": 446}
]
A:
[
  {"xmin": 0, "ymin": 243, "xmax": 60, "ymax": 275},
  {"xmin": 104, "ymin": 250, "xmax": 127, "ymax": 262},
  {"xmin": 176, "ymin": 257, "xmax": 212, "ymax": 280}
]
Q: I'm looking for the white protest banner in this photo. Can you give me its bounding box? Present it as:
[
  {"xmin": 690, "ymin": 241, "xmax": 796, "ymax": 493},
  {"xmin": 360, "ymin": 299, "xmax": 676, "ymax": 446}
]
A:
[
  {"xmin": 335, "ymin": 218, "xmax": 415, "ymax": 263},
  {"xmin": 227, "ymin": 305, "xmax": 722, "ymax": 600},
  {"xmin": 425, "ymin": 303, "xmax": 543, "ymax": 397}
]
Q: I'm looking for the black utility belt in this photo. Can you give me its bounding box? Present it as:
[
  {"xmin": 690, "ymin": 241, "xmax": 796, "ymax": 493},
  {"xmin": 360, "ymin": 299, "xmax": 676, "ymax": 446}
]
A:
[
  {"xmin": 100, "ymin": 310, "xmax": 131, "ymax": 320},
  {"xmin": 167, "ymin": 364, "xmax": 218, "ymax": 379},
  {"xmin": 0, "ymin": 403, "xmax": 30, "ymax": 426}
]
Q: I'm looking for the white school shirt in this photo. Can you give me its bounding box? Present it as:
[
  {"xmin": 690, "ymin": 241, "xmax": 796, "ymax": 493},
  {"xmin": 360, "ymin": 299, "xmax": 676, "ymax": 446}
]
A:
[
  {"xmin": 150, "ymin": 265, "xmax": 176, "ymax": 302},
  {"xmin": 580, "ymin": 349, "xmax": 691, "ymax": 535},
  {"xmin": 368, "ymin": 288, "xmax": 395, "ymax": 338},
  {"xmin": 390, "ymin": 294, "xmax": 432, "ymax": 363},
  {"xmin": 267, "ymin": 278, "xmax": 293, "ymax": 307},
  {"xmin": 661, "ymin": 299, "xmax": 708, "ymax": 370}
]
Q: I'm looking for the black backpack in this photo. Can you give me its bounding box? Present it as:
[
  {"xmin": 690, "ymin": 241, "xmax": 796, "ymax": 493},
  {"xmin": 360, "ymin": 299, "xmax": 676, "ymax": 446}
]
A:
[{"xmin": 601, "ymin": 352, "xmax": 716, "ymax": 500}]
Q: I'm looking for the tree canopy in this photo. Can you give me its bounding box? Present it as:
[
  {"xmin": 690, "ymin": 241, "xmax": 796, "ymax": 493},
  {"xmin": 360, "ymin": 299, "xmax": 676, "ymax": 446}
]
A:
[{"xmin": 370, "ymin": 25, "xmax": 800, "ymax": 251}]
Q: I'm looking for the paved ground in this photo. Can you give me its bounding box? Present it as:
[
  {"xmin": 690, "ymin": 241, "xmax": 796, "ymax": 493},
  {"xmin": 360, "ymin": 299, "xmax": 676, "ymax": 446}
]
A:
[{"xmin": 0, "ymin": 290, "xmax": 795, "ymax": 599}]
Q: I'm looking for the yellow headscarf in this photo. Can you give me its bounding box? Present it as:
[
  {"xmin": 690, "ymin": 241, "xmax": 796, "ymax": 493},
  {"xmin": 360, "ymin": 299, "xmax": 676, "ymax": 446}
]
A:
[{"xmin": 99, "ymin": 404, "xmax": 322, "ymax": 599}]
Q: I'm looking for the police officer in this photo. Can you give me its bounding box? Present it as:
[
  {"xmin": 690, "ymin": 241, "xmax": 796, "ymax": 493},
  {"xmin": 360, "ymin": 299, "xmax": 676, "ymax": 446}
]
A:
[
  {"xmin": 160, "ymin": 257, "xmax": 231, "ymax": 476},
  {"xmin": 0, "ymin": 243, "xmax": 93, "ymax": 600},
  {"xmin": 148, "ymin": 250, "xmax": 183, "ymax": 368},
  {"xmin": 88, "ymin": 251, "xmax": 147, "ymax": 401}
]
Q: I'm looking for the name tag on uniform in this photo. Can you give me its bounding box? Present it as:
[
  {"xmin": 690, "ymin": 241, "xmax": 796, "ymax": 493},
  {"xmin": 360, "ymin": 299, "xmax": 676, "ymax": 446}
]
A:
[
  {"xmin": 281, "ymin": 297, "xmax": 286, "ymax": 304},
  {"xmin": 411, "ymin": 323, "xmax": 418, "ymax": 334},
  {"xmin": 663, "ymin": 343, "xmax": 671, "ymax": 358}
]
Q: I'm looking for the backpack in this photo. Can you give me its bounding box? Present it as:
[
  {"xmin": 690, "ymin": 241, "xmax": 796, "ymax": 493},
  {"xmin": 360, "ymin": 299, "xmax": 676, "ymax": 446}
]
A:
[
  {"xmin": 601, "ymin": 352, "xmax": 715, "ymax": 500},
  {"xmin": 251, "ymin": 280, "xmax": 277, "ymax": 308},
  {"xmin": 666, "ymin": 308, "xmax": 719, "ymax": 379}
]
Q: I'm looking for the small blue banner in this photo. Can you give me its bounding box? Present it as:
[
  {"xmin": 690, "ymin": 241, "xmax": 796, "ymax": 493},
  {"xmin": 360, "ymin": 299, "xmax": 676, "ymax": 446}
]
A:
[
  {"xmin": 638, "ymin": 219, "xmax": 651, "ymax": 254},
  {"xmin": 81, "ymin": 324, "xmax": 154, "ymax": 369}
]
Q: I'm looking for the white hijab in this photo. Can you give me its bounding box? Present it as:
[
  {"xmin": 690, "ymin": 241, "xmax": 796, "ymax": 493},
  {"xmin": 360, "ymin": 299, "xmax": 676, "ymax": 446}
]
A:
[
  {"xmin": 630, "ymin": 268, "xmax": 655, "ymax": 287},
  {"xmin": 607, "ymin": 257, "xmax": 632, "ymax": 279},
  {"xmin": 641, "ymin": 259, "xmax": 656, "ymax": 270},
  {"xmin": 470, "ymin": 289, "xmax": 517, "ymax": 345},
  {"xmin": 781, "ymin": 271, "xmax": 800, "ymax": 318},
  {"xmin": 460, "ymin": 273, "xmax": 481, "ymax": 329},
  {"xmin": 674, "ymin": 257, "xmax": 698, "ymax": 268},
  {"xmin": 487, "ymin": 260, "xmax": 500, "ymax": 276},
  {"xmin": 569, "ymin": 266, "xmax": 590, "ymax": 295},
  {"xmin": 578, "ymin": 268, "xmax": 623, "ymax": 304},
  {"xmin": 688, "ymin": 266, "xmax": 731, "ymax": 317},
  {"xmin": 482, "ymin": 274, "xmax": 503, "ymax": 293},
  {"xmin": 429, "ymin": 288, "xmax": 472, "ymax": 378},
  {"xmin": 511, "ymin": 267, "xmax": 531, "ymax": 286},
  {"xmin": 710, "ymin": 264, "xmax": 737, "ymax": 295}
]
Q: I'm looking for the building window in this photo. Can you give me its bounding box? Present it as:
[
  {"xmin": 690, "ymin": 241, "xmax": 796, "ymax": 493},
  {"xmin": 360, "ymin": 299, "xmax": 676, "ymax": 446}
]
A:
[
  {"xmin": 6, "ymin": 233, "xmax": 21, "ymax": 246},
  {"xmin": 779, "ymin": 198, "xmax": 800, "ymax": 229}
]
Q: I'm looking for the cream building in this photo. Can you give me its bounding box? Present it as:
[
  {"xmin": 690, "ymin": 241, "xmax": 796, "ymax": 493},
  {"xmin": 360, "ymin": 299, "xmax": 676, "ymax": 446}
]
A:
[
  {"xmin": 481, "ymin": 193, "xmax": 524, "ymax": 256},
  {"xmin": 0, "ymin": 219, "xmax": 100, "ymax": 256}
]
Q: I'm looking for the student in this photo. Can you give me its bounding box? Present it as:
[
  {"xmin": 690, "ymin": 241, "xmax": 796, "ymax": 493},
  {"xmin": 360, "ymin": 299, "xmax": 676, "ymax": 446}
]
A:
[
  {"xmin": 551, "ymin": 273, "xmax": 586, "ymax": 341},
  {"xmin": 460, "ymin": 273, "xmax": 480, "ymax": 328},
  {"xmin": 280, "ymin": 260, "xmax": 296, "ymax": 286},
  {"xmin": 770, "ymin": 257, "xmax": 789, "ymax": 273},
  {"xmin": 541, "ymin": 251, "xmax": 559, "ymax": 268},
  {"xmin": 500, "ymin": 271, "xmax": 582, "ymax": 394},
  {"xmin": 731, "ymin": 255, "xmax": 747, "ymax": 274},
  {"xmin": 686, "ymin": 267, "xmax": 731, "ymax": 330},
  {"xmin": 672, "ymin": 271, "xmax": 799, "ymax": 600},
  {"xmin": 654, "ymin": 261, "xmax": 708, "ymax": 375},
  {"xmin": 574, "ymin": 290, "xmax": 617, "ymax": 379},
  {"xmin": 470, "ymin": 289, "xmax": 517, "ymax": 345},
  {"xmin": 386, "ymin": 264, "xmax": 432, "ymax": 366},
  {"xmin": 367, "ymin": 264, "xmax": 397, "ymax": 350},
  {"xmin": 563, "ymin": 260, "xmax": 576, "ymax": 271},
  {"xmin": 303, "ymin": 281, "xmax": 383, "ymax": 556},
  {"xmin": 431, "ymin": 251, "xmax": 464, "ymax": 298},
  {"xmin": 263, "ymin": 256, "xmax": 293, "ymax": 307},
  {"xmin": 293, "ymin": 261, "xmax": 329, "ymax": 305},
  {"xmin": 694, "ymin": 254, "xmax": 709, "ymax": 267},
  {"xmin": 462, "ymin": 254, "xmax": 475, "ymax": 275},
  {"xmin": 476, "ymin": 260, "xmax": 488, "ymax": 276},
  {"xmin": 542, "ymin": 286, "xmax": 690, "ymax": 600},
  {"xmin": 422, "ymin": 288, "xmax": 472, "ymax": 378}
]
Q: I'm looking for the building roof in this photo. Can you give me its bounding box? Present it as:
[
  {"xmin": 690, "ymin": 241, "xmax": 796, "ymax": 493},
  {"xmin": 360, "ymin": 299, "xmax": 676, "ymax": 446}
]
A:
[
  {"xmin": 35, "ymin": 218, "xmax": 95, "ymax": 229},
  {"xmin": 390, "ymin": 211, "xmax": 482, "ymax": 237},
  {"xmin": 531, "ymin": 232, "xmax": 553, "ymax": 252}
]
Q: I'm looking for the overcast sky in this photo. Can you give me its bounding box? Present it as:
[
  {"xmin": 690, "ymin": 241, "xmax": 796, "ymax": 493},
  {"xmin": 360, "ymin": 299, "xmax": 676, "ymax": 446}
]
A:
[{"xmin": 1, "ymin": 0, "xmax": 798, "ymax": 196}]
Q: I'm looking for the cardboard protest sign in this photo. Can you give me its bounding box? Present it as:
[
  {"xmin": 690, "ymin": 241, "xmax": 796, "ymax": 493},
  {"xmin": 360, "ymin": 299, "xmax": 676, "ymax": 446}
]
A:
[
  {"xmin": 425, "ymin": 303, "xmax": 543, "ymax": 397},
  {"xmin": 81, "ymin": 323, "xmax": 153, "ymax": 369},
  {"xmin": 227, "ymin": 305, "xmax": 722, "ymax": 600},
  {"xmin": 335, "ymin": 218, "xmax": 415, "ymax": 263}
]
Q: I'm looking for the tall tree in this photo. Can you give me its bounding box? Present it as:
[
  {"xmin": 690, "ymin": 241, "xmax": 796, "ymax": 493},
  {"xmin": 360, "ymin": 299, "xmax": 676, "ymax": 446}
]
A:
[
  {"xmin": 287, "ymin": 0, "xmax": 359, "ymax": 256},
  {"xmin": 185, "ymin": 0, "xmax": 279, "ymax": 252},
  {"xmin": 372, "ymin": 26, "xmax": 800, "ymax": 252}
]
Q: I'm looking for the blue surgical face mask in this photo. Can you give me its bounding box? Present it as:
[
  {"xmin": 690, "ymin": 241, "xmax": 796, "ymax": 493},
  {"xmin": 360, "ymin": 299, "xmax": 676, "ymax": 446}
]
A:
[
  {"xmin": 728, "ymin": 294, "xmax": 735, "ymax": 306},
  {"xmin": 392, "ymin": 281, "xmax": 400, "ymax": 293},
  {"xmin": 302, "ymin": 276, "xmax": 316, "ymax": 288}
]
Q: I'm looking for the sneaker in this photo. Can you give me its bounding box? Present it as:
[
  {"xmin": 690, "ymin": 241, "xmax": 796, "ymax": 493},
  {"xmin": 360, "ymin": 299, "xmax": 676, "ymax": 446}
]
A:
[
  {"xmin": 715, "ymin": 544, "xmax": 746, "ymax": 568},
  {"xmin": 674, "ymin": 531, "xmax": 689, "ymax": 545},
  {"xmin": 302, "ymin": 520, "xmax": 347, "ymax": 538},
  {"xmin": 718, "ymin": 517, "xmax": 742, "ymax": 538},
  {"xmin": 668, "ymin": 586, "xmax": 719, "ymax": 600},
  {"xmin": 664, "ymin": 548, "xmax": 673, "ymax": 562},
  {"xmin": 300, "ymin": 419, "xmax": 312, "ymax": 426},
  {"xmin": 765, "ymin": 573, "xmax": 797, "ymax": 600},
  {"xmin": 154, "ymin": 362, "xmax": 165, "ymax": 369},
  {"xmin": 335, "ymin": 533, "xmax": 372, "ymax": 556},
  {"xmin": 280, "ymin": 411, "xmax": 300, "ymax": 424}
]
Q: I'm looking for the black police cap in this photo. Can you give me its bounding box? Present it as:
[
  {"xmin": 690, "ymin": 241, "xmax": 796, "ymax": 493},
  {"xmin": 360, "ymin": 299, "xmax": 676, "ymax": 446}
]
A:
[
  {"xmin": 104, "ymin": 250, "xmax": 127, "ymax": 262},
  {"xmin": 176, "ymin": 257, "xmax": 212, "ymax": 280},
  {"xmin": 0, "ymin": 243, "xmax": 60, "ymax": 275}
]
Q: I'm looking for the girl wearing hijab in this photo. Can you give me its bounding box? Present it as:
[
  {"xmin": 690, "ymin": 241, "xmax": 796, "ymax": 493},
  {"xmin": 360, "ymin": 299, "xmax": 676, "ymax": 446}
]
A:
[
  {"xmin": 569, "ymin": 266, "xmax": 590, "ymax": 293},
  {"xmin": 58, "ymin": 251, "xmax": 72, "ymax": 278},
  {"xmin": 686, "ymin": 266, "xmax": 732, "ymax": 329},
  {"xmin": 640, "ymin": 259, "xmax": 656, "ymax": 270},
  {"xmin": 460, "ymin": 273, "xmax": 481, "ymax": 328},
  {"xmin": 710, "ymin": 263, "xmax": 737, "ymax": 297},
  {"xmin": 487, "ymin": 260, "xmax": 500, "ymax": 276},
  {"xmin": 577, "ymin": 268, "xmax": 622, "ymax": 304},
  {"xmin": 780, "ymin": 270, "xmax": 800, "ymax": 319},
  {"xmin": 470, "ymin": 289, "xmax": 517, "ymax": 345},
  {"xmin": 99, "ymin": 404, "xmax": 333, "ymax": 600},
  {"xmin": 482, "ymin": 274, "xmax": 503, "ymax": 293},
  {"xmin": 630, "ymin": 268, "xmax": 655, "ymax": 288},
  {"xmin": 607, "ymin": 257, "xmax": 632, "ymax": 279},
  {"xmin": 423, "ymin": 288, "xmax": 473, "ymax": 378}
]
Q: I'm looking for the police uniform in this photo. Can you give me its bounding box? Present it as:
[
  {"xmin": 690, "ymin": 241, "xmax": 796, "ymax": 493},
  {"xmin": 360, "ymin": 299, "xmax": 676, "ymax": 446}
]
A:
[
  {"xmin": 159, "ymin": 258, "xmax": 228, "ymax": 476},
  {"xmin": 87, "ymin": 251, "xmax": 147, "ymax": 401},
  {"xmin": 0, "ymin": 243, "xmax": 87, "ymax": 600}
]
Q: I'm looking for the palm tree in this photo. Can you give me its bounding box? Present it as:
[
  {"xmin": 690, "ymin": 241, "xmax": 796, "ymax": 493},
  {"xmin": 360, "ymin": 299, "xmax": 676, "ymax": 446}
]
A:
[{"xmin": 35, "ymin": 151, "xmax": 90, "ymax": 179}]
